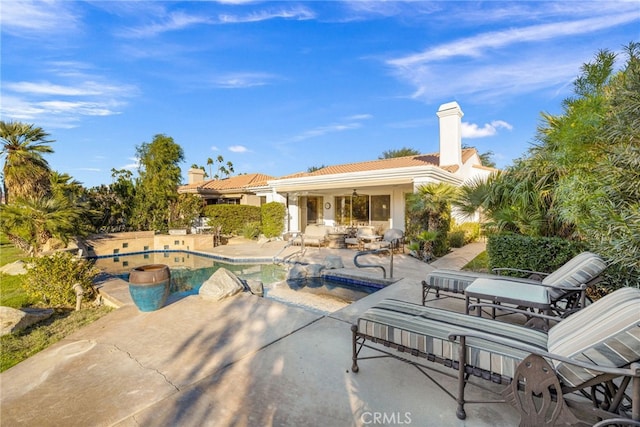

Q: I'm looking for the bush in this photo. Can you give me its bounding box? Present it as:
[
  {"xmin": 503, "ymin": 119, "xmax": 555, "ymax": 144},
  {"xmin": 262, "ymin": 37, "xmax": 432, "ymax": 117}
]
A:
[
  {"xmin": 261, "ymin": 202, "xmax": 286, "ymax": 238},
  {"xmin": 204, "ymin": 205, "xmax": 261, "ymax": 235},
  {"xmin": 452, "ymin": 222, "xmax": 481, "ymax": 244},
  {"xmin": 242, "ymin": 221, "xmax": 261, "ymax": 240},
  {"xmin": 448, "ymin": 230, "xmax": 466, "ymax": 248},
  {"xmin": 23, "ymin": 252, "xmax": 100, "ymax": 307},
  {"xmin": 487, "ymin": 234, "xmax": 585, "ymax": 278}
]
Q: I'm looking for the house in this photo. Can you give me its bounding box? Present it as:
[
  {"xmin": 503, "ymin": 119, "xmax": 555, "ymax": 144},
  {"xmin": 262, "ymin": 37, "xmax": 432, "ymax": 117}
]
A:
[
  {"xmin": 179, "ymin": 101, "xmax": 495, "ymax": 234},
  {"xmin": 178, "ymin": 171, "xmax": 275, "ymax": 206}
]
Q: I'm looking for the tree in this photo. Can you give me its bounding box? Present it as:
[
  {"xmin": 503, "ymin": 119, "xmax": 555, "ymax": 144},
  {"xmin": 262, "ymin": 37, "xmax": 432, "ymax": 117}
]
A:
[
  {"xmin": 307, "ymin": 164, "xmax": 327, "ymax": 172},
  {"xmin": 379, "ymin": 147, "xmax": 420, "ymax": 159},
  {"xmin": 168, "ymin": 193, "xmax": 203, "ymax": 229},
  {"xmin": 0, "ymin": 121, "xmax": 54, "ymax": 203},
  {"xmin": 0, "ymin": 195, "xmax": 83, "ymax": 255},
  {"xmin": 406, "ymin": 182, "xmax": 457, "ymax": 257},
  {"xmin": 130, "ymin": 134, "xmax": 184, "ymax": 232}
]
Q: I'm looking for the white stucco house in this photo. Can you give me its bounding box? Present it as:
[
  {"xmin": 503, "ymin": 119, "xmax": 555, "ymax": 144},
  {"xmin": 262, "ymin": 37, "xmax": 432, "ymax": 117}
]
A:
[{"xmin": 179, "ymin": 101, "xmax": 495, "ymax": 235}]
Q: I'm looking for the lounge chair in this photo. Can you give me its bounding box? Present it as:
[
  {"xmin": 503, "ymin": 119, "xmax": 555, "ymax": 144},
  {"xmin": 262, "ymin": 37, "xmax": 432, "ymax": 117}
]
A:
[
  {"xmin": 422, "ymin": 251, "xmax": 607, "ymax": 318},
  {"xmin": 363, "ymin": 228, "xmax": 405, "ymax": 253},
  {"xmin": 351, "ymin": 287, "xmax": 640, "ymax": 425},
  {"xmin": 291, "ymin": 224, "xmax": 329, "ymax": 249}
]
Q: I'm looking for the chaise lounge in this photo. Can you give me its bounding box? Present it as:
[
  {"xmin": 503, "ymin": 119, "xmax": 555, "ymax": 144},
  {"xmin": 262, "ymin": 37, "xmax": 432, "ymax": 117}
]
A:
[
  {"xmin": 351, "ymin": 287, "xmax": 640, "ymax": 425},
  {"xmin": 422, "ymin": 251, "xmax": 607, "ymax": 319}
]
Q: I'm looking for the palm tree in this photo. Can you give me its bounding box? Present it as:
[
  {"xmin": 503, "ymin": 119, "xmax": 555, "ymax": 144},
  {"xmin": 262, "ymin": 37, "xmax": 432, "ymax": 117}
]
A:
[
  {"xmin": 0, "ymin": 195, "xmax": 82, "ymax": 255},
  {"xmin": 0, "ymin": 121, "xmax": 54, "ymax": 203}
]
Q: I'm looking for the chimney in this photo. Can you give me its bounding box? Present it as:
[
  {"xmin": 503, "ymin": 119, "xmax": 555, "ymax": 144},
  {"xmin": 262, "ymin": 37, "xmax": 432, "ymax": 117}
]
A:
[
  {"xmin": 188, "ymin": 167, "xmax": 206, "ymax": 184},
  {"xmin": 437, "ymin": 101, "xmax": 463, "ymax": 167}
]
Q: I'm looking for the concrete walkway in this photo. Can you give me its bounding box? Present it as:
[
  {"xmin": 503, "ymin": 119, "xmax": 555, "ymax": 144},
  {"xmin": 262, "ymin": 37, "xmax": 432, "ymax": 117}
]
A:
[{"xmin": 0, "ymin": 241, "xmax": 522, "ymax": 426}]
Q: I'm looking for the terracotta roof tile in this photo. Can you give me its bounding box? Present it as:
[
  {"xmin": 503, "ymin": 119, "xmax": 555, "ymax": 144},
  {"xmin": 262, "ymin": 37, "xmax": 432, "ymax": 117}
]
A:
[
  {"xmin": 280, "ymin": 148, "xmax": 476, "ymax": 179},
  {"xmin": 179, "ymin": 173, "xmax": 275, "ymax": 193}
]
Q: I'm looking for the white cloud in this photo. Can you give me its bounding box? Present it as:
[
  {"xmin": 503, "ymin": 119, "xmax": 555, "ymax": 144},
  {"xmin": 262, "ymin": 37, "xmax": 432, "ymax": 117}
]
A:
[
  {"xmin": 210, "ymin": 146, "xmax": 220, "ymax": 151},
  {"xmin": 218, "ymin": 6, "xmax": 315, "ymax": 24},
  {"xmin": 388, "ymin": 12, "xmax": 638, "ymax": 67},
  {"xmin": 211, "ymin": 72, "xmax": 279, "ymax": 89},
  {"xmin": 385, "ymin": 10, "xmax": 639, "ymax": 103},
  {"xmin": 462, "ymin": 120, "xmax": 513, "ymax": 139},
  {"xmin": 229, "ymin": 145, "xmax": 248, "ymax": 153},
  {"xmin": 1, "ymin": 63, "xmax": 138, "ymax": 128},
  {"xmin": 0, "ymin": 0, "xmax": 81, "ymax": 37},
  {"xmin": 287, "ymin": 113, "xmax": 373, "ymax": 143},
  {"xmin": 120, "ymin": 11, "xmax": 214, "ymax": 38}
]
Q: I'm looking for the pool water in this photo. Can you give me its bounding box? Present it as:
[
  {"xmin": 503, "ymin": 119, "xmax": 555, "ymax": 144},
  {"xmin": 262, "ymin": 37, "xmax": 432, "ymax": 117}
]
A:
[{"xmin": 92, "ymin": 251, "xmax": 378, "ymax": 309}]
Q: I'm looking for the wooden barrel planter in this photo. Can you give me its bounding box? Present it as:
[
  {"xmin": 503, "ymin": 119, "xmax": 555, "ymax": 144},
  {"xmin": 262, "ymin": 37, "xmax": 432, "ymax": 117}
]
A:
[{"xmin": 128, "ymin": 264, "xmax": 171, "ymax": 312}]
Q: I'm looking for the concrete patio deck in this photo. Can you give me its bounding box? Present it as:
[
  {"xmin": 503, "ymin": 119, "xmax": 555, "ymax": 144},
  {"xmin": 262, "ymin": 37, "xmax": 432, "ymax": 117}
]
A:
[{"xmin": 0, "ymin": 241, "xmax": 523, "ymax": 426}]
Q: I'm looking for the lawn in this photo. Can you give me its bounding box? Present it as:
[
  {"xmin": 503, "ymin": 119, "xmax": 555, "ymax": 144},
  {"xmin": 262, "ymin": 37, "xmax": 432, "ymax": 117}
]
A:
[{"xmin": 0, "ymin": 234, "xmax": 112, "ymax": 372}]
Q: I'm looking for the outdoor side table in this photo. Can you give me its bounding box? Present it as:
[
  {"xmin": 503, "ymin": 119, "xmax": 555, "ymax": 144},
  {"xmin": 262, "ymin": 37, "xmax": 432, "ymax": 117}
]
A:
[{"xmin": 464, "ymin": 277, "xmax": 551, "ymax": 321}]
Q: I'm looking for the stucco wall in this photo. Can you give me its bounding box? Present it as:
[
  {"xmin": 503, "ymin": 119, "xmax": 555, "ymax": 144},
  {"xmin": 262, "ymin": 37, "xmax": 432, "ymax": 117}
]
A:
[{"xmin": 85, "ymin": 232, "xmax": 215, "ymax": 257}]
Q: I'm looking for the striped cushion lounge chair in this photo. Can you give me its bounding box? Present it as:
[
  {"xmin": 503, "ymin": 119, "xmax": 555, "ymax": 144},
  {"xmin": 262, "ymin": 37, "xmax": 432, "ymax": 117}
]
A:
[
  {"xmin": 422, "ymin": 251, "xmax": 607, "ymax": 318},
  {"xmin": 351, "ymin": 287, "xmax": 640, "ymax": 425}
]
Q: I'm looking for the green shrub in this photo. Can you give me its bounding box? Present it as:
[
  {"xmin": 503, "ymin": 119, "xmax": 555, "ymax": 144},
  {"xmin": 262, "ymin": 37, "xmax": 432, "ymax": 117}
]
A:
[
  {"xmin": 452, "ymin": 222, "xmax": 481, "ymax": 244},
  {"xmin": 242, "ymin": 221, "xmax": 261, "ymax": 240},
  {"xmin": 448, "ymin": 230, "xmax": 466, "ymax": 248},
  {"xmin": 261, "ymin": 202, "xmax": 286, "ymax": 238},
  {"xmin": 204, "ymin": 205, "xmax": 261, "ymax": 235},
  {"xmin": 23, "ymin": 252, "xmax": 100, "ymax": 307},
  {"xmin": 487, "ymin": 234, "xmax": 585, "ymax": 278}
]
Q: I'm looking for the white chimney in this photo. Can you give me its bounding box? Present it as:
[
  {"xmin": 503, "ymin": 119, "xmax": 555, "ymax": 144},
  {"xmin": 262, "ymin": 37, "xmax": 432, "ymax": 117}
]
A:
[
  {"xmin": 437, "ymin": 101, "xmax": 463, "ymax": 167},
  {"xmin": 187, "ymin": 167, "xmax": 206, "ymax": 184}
]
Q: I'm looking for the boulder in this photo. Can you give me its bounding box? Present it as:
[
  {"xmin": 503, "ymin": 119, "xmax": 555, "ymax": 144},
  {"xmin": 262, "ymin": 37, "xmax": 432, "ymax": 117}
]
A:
[
  {"xmin": 0, "ymin": 260, "xmax": 27, "ymax": 275},
  {"xmin": 199, "ymin": 268, "xmax": 245, "ymax": 302},
  {"xmin": 245, "ymin": 279, "xmax": 264, "ymax": 297},
  {"xmin": 1, "ymin": 306, "xmax": 54, "ymax": 336},
  {"xmin": 287, "ymin": 264, "xmax": 308, "ymax": 281},
  {"xmin": 323, "ymin": 255, "xmax": 343, "ymax": 269},
  {"xmin": 305, "ymin": 263, "xmax": 325, "ymax": 278}
]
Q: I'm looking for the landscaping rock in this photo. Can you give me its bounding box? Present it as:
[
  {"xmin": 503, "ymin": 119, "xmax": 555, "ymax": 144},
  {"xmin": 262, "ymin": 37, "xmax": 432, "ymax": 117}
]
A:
[
  {"xmin": 0, "ymin": 260, "xmax": 27, "ymax": 275},
  {"xmin": 0, "ymin": 306, "xmax": 54, "ymax": 336},
  {"xmin": 199, "ymin": 268, "xmax": 245, "ymax": 302},
  {"xmin": 305, "ymin": 263, "xmax": 325, "ymax": 278},
  {"xmin": 287, "ymin": 264, "xmax": 308, "ymax": 280},
  {"xmin": 245, "ymin": 279, "xmax": 264, "ymax": 297},
  {"xmin": 323, "ymin": 255, "xmax": 343, "ymax": 269}
]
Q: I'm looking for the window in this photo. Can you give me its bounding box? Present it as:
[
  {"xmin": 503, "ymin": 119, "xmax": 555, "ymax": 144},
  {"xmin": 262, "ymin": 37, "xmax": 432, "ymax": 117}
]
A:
[
  {"xmin": 333, "ymin": 194, "xmax": 372, "ymax": 225},
  {"xmin": 371, "ymin": 195, "xmax": 390, "ymax": 221}
]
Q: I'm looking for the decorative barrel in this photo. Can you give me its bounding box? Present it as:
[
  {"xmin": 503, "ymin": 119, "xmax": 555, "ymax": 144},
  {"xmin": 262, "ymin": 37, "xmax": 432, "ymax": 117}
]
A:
[{"xmin": 128, "ymin": 264, "xmax": 170, "ymax": 312}]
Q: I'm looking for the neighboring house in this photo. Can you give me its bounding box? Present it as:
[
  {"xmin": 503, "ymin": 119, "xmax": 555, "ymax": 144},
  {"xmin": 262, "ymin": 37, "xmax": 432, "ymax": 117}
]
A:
[
  {"xmin": 178, "ymin": 171, "xmax": 275, "ymax": 206},
  {"xmin": 180, "ymin": 101, "xmax": 496, "ymax": 234}
]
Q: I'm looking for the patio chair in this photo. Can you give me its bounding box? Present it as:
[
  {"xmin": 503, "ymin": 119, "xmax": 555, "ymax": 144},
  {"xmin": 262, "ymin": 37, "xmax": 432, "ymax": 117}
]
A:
[
  {"xmin": 422, "ymin": 251, "xmax": 607, "ymax": 318},
  {"xmin": 351, "ymin": 287, "xmax": 640, "ymax": 426},
  {"xmin": 291, "ymin": 224, "xmax": 329, "ymax": 249},
  {"xmin": 344, "ymin": 226, "xmax": 378, "ymax": 250},
  {"xmin": 363, "ymin": 228, "xmax": 405, "ymax": 253}
]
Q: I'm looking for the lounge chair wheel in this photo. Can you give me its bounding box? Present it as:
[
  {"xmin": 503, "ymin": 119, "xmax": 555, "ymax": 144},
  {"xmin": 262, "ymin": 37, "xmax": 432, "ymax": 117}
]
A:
[
  {"xmin": 351, "ymin": 365, "xmax": 359, "ymax": 373},
  {"xmin": 456, "ymin": 407, "xmax": 466, "ymax": 420}
]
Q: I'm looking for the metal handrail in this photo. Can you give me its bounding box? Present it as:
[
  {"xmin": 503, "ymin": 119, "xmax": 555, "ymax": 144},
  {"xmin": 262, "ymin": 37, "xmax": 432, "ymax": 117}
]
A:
[
  {"xmin": 353, "ymin": 248, "xmax": 394, "ymax": 279},
  {"xmin": 273, "ymin": 232, "xmax": 305, "ymax": 263}
]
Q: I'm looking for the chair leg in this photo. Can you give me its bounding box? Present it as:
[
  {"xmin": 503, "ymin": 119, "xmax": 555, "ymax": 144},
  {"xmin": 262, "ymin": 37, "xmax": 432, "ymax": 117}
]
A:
[
  {"xmin": 351, "ymin": 325, "xmax": 360, "ymax": 373},
  {"xmin": 456, "ymin": 336, "xmax": 467, "ymax": 420}
]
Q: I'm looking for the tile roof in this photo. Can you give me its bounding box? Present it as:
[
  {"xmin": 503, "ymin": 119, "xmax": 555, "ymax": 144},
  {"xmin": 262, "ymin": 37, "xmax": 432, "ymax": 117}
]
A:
[
  {"xmin": 279, "ymin": 148, "xmax": 477, "ymax": 179},
  {"xmin": 179, "ymin": 173, "xmax": 274, "ymax": 193}
]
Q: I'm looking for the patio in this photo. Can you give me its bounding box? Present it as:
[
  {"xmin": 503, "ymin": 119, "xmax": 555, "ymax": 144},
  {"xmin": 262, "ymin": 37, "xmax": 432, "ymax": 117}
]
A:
[{"xmin": 0, "ymin": 242, "xmax": 524, "ymax": 426}]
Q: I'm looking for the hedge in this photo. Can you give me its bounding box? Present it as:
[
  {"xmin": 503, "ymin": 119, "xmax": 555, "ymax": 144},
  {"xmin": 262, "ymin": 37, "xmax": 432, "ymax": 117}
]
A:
[
  {"xmin": 204, "ymin": 205, "xmax": 261, "ymax": 235},
  {"xmin": 487, "ymin": 234, "xmax": 585, "ymax": 278},
  {"xmin": 261, "ymin": 202, "xmax": 286, "ymax": 238}
]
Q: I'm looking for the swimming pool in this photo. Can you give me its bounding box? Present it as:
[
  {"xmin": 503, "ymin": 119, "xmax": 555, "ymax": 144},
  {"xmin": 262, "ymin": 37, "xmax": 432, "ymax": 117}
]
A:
[{"xmin": 91, "ymin": 251, "xmax": 378, "ymax": 311}]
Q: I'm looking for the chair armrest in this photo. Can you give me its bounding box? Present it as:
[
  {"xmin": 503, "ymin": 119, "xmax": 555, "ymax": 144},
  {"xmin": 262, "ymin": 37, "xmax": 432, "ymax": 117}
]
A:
[
  {"xmin": 491, "ymin": 268, "xmax": 549, "ymax": 278},
  {"xmin": 447, "ymin": 329, "xmax": 640, "ymax": 378},
  {"xmin": 467, "ymin": 303, "xmax": 563, "ymax": 322}
]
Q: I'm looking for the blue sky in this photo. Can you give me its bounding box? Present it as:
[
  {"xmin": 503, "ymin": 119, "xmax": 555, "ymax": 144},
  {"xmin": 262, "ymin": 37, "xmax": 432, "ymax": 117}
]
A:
[{"xmin": 2, "ymin": 1, "xmax": 638, "ymax": 188}]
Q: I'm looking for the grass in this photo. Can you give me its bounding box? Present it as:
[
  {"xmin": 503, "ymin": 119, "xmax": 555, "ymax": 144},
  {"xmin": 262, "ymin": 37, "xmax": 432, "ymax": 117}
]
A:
[
  {"xmin": 0, "ymin": 306, "xmax": 112, "ymax": 372},
  {"xmin": 0, "ymin": 233, "xmax": 113, "ymax": 372},
  {"xmin": 462, "ymin": 250, "xmax": 489, "ymax": 272}
]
